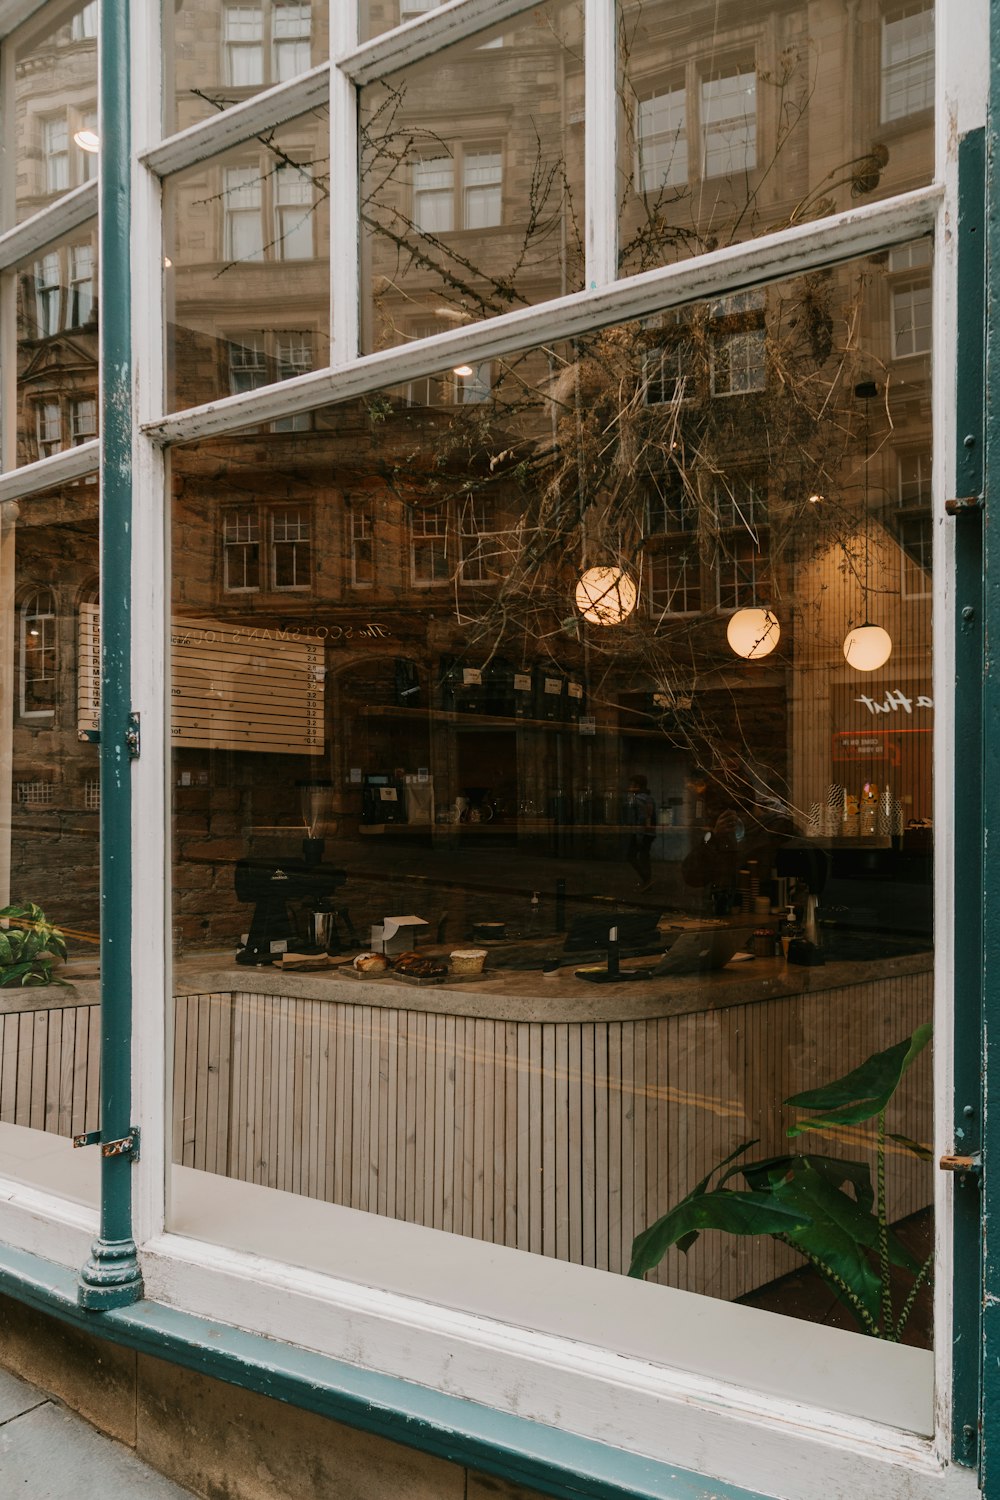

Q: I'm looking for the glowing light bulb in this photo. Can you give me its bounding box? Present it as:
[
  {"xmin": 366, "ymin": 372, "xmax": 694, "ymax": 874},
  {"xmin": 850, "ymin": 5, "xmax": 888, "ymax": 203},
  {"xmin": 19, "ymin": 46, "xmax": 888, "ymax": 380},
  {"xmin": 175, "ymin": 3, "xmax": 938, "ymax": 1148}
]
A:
[
  {"xmin": 575, "ymin": 566, "xmax": 638, "ymax": 626},
  {"xmin": 726, "ymin": 607, "xmax": 780, "ymax": 660},
  {"xmin": 842, "ymin": 623, "xmax": 892, "ymax": 671}
]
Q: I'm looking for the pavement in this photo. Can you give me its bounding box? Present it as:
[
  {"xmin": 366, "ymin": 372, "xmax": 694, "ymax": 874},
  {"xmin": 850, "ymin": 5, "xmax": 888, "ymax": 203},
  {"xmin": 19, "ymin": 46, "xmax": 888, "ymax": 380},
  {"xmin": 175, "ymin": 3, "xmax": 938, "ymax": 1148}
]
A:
[{"xmin": 0, "ymin": 1364, "xmax": 196, "ymax": 1498}]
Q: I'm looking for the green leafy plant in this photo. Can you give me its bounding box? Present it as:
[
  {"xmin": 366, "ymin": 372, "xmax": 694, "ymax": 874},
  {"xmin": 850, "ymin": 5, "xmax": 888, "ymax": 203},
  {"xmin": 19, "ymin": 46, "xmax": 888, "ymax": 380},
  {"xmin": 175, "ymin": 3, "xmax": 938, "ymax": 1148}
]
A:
[
  {"xmin": 0, "ymin": 903, "xmax": 68, "ymax": 987},
  {"xmin": 629, "ymin": 1024, "xmax": 933, "ymax": 1340}
]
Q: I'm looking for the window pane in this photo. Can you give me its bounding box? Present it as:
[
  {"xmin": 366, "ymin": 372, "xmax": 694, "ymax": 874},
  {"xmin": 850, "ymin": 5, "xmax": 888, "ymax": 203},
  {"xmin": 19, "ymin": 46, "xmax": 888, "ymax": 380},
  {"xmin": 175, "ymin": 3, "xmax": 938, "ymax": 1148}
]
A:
[
  {"xmin": 8, "ymin": 2, "xmax": 99, "ymax": 225},
  {"xmin": 360, "ymin": 0, "xmax": 584, "ymax": 353},
  {"xmin": 165, "ymin": 0, "xmax": 328, "ymax": 134},
  {"xmin": 0, "ymin": 482, "xmax": 100, "ymax": 1208},
  {"xmin": 163, "ymin": 120, "xmax": 330, "ymax": 412},
  {"xmin": 618, "ymin": 0, "xmax": 935, "ymax": 276},
  {"xmin": 12, "ymin": 225, "xmax": 99, "ymax": 471},
  {"xmin": 167, "ymin": 244, "xmax": 934, "ymax": 1424}
]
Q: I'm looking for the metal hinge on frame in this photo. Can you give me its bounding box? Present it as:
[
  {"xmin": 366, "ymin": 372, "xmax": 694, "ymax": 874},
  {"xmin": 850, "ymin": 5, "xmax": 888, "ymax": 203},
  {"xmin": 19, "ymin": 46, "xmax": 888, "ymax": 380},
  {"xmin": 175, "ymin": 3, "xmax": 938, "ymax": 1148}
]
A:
[
  {"xmin": 73, "ymin": 1127, "xmax": 140, "ymax": 1162},
  {"xmin": 945, "ymin": 494, "xmax": 984, "ymax": 515},
  {"xmin": 939, "ymin": 1151, "xmax": 982, "ymax": 1181}
]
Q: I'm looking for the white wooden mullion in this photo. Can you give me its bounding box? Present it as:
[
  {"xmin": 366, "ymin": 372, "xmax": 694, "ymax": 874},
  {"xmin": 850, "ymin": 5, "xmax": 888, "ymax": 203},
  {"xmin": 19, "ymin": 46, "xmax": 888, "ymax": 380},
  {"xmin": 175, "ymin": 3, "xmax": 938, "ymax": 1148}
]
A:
[
  {"xmin": 585, "ymin": 0, "xmax": 617, "ymax": 289},
  {"xmin": 0, "ymin": 441, "xmax": 98, "ymax": 502},
  {"xmin": 0, "ymin": 183, "xmax": 98, "ymax": 273},
  {"xmin": 128, "ymin": 0, "xmax": 169, "ymax": 1252},
  {"xmin": 144, "ymin": 183, "xmax": 940, "ymax": 445},
  {"xmin": 342, "ymin": 0, "xmax": 542, "ymax": 87},
  {"xmin": 141, "ymin": 64, "xmax": 331, "ymax": 180},
  {"xmin": 329, "ymin": 3, "xmax": 359, "ymax": 366}
]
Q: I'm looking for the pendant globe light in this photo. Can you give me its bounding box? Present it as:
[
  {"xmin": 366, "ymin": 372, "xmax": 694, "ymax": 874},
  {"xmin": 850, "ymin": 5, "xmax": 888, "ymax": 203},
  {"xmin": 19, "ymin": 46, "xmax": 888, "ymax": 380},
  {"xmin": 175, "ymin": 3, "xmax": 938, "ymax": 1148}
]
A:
[
  {"xmin": 843, "ymin": 382, "xmax": 892, "ymax": 672},
  {"xmin": 575, "ymin": 565, "xmax": 638, "ymax": 626},
  {"xmin": 727, "ymin": 606, "xmax": 780, "ymax": 659}
]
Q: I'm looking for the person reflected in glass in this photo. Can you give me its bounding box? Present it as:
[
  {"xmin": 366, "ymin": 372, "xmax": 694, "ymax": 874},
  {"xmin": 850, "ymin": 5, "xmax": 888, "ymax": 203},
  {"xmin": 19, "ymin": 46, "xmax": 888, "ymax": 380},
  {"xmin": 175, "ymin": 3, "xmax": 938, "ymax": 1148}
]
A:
[{"xmin": 625, "ymin": 774, "xmax": 657, "ymax": 892}]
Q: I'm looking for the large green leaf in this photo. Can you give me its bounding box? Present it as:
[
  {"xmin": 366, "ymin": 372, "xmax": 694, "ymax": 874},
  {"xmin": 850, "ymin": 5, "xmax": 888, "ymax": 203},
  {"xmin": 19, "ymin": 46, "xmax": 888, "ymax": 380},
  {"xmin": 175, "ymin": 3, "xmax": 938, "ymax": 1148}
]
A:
[
  {"xmin": 743, "ymin": 1153, "xmax": 875, "ymax": 1216},
  {"xmin": 786, "ymin": 1023, "xmax": 932, "ymax": 1135},
  {"xmin": 628, "ymin": 1190, "xmax": 812, "ymax": 1279},
  {"xmin": 770, "ymin": 1160, "xmax": 920, "ymax": 1274}
]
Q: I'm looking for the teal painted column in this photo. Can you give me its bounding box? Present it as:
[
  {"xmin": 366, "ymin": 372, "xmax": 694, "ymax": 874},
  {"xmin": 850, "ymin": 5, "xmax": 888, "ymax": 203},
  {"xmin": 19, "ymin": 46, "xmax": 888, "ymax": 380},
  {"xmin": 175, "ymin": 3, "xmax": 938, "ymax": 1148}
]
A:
[
  {"xmin": 78, "ymin": 0, "xmax": 143, "ymax": 1310},
  {"xmin": 951, "ymin": 127, "xmax": 986, "ymax": 1470}
]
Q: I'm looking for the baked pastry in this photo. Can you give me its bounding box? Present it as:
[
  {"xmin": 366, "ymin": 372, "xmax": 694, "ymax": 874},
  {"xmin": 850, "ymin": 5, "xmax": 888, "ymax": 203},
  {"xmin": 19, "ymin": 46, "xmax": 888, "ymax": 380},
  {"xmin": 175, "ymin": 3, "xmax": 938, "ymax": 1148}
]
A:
[
  {"xmin": 353, "ymin": 952, "xmax": 389, "ymax": 973},
  {"xmin": 393, "ymin": 950, "xmax": 448, "ymax": 978}
]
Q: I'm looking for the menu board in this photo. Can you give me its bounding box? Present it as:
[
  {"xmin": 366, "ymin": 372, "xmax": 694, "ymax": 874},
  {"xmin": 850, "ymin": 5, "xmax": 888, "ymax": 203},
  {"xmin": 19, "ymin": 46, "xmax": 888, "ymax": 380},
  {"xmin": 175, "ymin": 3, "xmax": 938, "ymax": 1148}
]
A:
[{"xmin": 79, "ymin": 608, "xmax": 324, "ymax": 755}]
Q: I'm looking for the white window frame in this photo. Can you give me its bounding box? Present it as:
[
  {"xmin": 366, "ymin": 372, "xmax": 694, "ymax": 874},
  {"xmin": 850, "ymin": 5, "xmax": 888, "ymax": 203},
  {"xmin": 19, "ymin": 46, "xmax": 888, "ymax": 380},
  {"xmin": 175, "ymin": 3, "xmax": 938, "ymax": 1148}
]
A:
[
  {"xmin": 348, "ymin": 501, "xmax": 374, "ymax": 586},
  {"xmin": 410, "ymin": 503, "xmax": 450, "ymax": 585},
  {"xmin": 0, "ymin": 2, "xmax": 984, "ymax": 1497},
  {"xmin": 636, "ymin": 83, "xmax": 688, "ymax": 194}
]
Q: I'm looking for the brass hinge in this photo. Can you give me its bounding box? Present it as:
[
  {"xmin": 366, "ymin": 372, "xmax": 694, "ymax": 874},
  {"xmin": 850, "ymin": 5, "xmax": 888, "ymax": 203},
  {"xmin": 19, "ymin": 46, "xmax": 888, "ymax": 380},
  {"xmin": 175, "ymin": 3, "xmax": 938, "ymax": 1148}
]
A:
[
  {"xmin": 939, "ymin": 1152, "xmax": 981, "ymax": 1179},
  {"xmin": 73, "ymin": 1127, "xmax": 140, "ymax": 1162}
]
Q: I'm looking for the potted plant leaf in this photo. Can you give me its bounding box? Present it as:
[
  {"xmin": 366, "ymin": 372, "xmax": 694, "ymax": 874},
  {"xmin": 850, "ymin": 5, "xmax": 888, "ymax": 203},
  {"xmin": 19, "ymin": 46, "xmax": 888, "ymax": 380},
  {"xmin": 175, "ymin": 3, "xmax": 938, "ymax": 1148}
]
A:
[
  {"xmin": 628, "ymin": 1024, "xmax": 933, "ymax": 1340},
  {"xmin": 0, "ymin": 902, "xmax": 69, "ymax": 987}
]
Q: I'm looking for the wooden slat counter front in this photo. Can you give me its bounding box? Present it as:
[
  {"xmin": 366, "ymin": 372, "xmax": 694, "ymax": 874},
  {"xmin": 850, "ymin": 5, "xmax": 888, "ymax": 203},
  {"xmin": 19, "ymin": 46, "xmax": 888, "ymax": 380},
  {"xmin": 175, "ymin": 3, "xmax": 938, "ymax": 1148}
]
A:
[{"xmin": 172, "ymin": 951, "xmax": 933, "ymax": 1306}]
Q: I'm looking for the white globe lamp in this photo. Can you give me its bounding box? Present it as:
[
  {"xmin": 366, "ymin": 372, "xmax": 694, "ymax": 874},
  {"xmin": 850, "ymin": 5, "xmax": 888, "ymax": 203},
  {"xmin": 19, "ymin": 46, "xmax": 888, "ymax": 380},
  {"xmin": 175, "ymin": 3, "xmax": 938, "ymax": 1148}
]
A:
[
  {"xmin": 842, "ymin": 623, "xmax": 892, "ymax": 672},
  {"xmin": 575, "ymin": 566, "xmax": 638, "ymax": 626},
  {"xmin": 726, "ymin": 607, "xmax": 780, "ymax": 660}
]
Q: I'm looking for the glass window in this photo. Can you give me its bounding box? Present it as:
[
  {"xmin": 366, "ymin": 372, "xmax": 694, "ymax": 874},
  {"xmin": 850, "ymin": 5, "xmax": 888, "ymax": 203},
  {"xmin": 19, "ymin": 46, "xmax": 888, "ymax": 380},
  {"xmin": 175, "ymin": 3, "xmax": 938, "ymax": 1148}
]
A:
[
  {"xmin": 360, "ymin": 0, "xmax": 584, "ymax": 352},
  {"xmin": 163, "ymin": 120, "xmax": 330, "ymax": 412},
  {"xmin": 882, "ymin": 4, "xmax": 935, "ymax": 122},
  {"xmin": 15, "ymin": 227, "xmax": 100, "ymax": 467},
  {"xmin": 166, "ymin": 0, "xmax": 326, "ymax": 133},
  {"xmin": 9, "ymin": 3, "xmax": 98, "ymax": 224},
  {"xmin": 167, "ymin": 247, "xmax": 935, "ymax": 1427},
  {"xmin": 617, "ymin": 0, "xmax": 934, "ymax": 276},
  {"xmin": 223, "ymin": 508, "xmax": 262, "ymax": 592}
]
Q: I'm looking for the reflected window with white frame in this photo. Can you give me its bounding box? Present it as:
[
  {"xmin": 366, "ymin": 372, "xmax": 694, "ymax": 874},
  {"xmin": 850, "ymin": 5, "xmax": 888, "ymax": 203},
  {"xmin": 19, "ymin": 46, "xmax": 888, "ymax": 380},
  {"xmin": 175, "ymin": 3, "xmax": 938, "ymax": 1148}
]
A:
[
  {"xmin": 36, "ymin": 403, "xmax": 62, "ymax": 458},
  {"xmin": 349, "ymin": 503, "xmax": 374, "ymax": 586},
  {"xmin": 42, "ymin": 117, "xmax": 69, "ymax": 193},
  {"xmin": 70, "ymin": 398, "xmax": 97, "ymax": 446},
  {"xmin": 413, "ymin": 146, "xmax": 502, "ymax": 233},
  {"xmin": 222, "ymin": 508, "xmax": 261, "ymax": 592},
  {"xmin": 70, "ymin": 1, "xmax": 97, "ymax": 39},
  {"xmin": 224, "ymin": 5, "xmax": 264, "ymax": 85},
  {"xmin": 897, "ymin": 449, "xmax": 933, "ymax": 596},
  {"xmin": 228, "ymin": 335, "xmax": 268, "ymax": 394},
  {"xmin": 411, "ymin": 506, "xmax": 450, "ymax": 584},
  {"xmin": 637, "ymin": 85, "xmax": 688, "ymax": 193},
  {"xmin": 701, "ymin": 68, "xmax": 756, "ymax": 178},
  {"xmin": 272, "ymin": 4, "xmax": 311, "ymax": 80},
  {"xmin": 882, "ymin": 3, "xmax": 935, "ymax": 122},
  {"xmin": 271, "ymin": 506, "xmax": 311, "ymax": 590},
  {"xmin": 890, "ymin": 242, "xmax": 932, "ymax": 357},
  {"xmin": 34, "ymin": 253, "xmax": 61, "ymax": 338},
  {"xmin": 271, "ymin": 333, "xmax": 314, "ymax": 429},
  {"xmin": 69, "ymin": 244, "xmax": 94, "ymax": 326},
  {"xmin": 274, "ymin": 164, "xmax": 315, "ymax": 259},
  {"xmin": 224, "ymin": 166, "xmax": 265, "ymax": 262},
  {"xmin": 19, "ymin": 589, "xmax": 58, "ymax": 717},
  {"xmin": 711, "ymin": 328, "xmax": 765, "ymax": 394},
  {"xmin": 463, "ymin": 148, "xmax": 502, "ymax": 229},
  {"xmin": 413, "ymin": 152, "xmax": 455, "ymax": 233}
]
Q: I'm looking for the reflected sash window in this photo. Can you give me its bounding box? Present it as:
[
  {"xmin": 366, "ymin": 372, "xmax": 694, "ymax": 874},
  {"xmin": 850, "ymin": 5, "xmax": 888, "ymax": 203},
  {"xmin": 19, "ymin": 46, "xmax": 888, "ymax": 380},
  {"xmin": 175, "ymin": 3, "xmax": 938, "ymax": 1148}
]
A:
[
  {"xmin": 224, "ymin": 5, "xmax": 265, "ymax": 86},
  {"xmin": 42, "ymin": 117, "xmax": 69, "ymax": 193},
  {"xmin": 349, "ymin": 503, "xmax": 375, "ymax": 586},
  {"xmin": 459, "ymin": 497, "xmax": 502, "ymax": 583},
  {"xmin": 228, "ymin": 335, "xmax": 268, "ymax": 394},
  {"xmin": 19, "ymin": 589, "xmax": 58, "ymax": 718},
  {"xmin": 273, "ymin": 4, "xmax": 311, "ymax": 80},
  {"xmin": 413, "ymin": 153, "xmax": 455, "ymax": 233},
  {"xmin": 69, "ymin": 244, "xmax": 94, "ymax": 327},
  {"xmin": 882, "ymin": 4, "xmax": 935, "ymax": 122},
  {"xmin": 890, "ymin": 243, "xmax": 932, "ymax": 357},
  {"xmin": 637, "ymin": 85, "xmax": 688, "ymax": 193},
  {"xmin": 223, "ymin": 508, "xmax": 262, "ymax": 592},
  {"xmin": 274, "ymin": 165, "xmax": 315, "ymax": 260},
  {"xmin": 715, "ymin": 475, "xmax": 769, "ymax": 610},
  {"xmin": 224, "ymin": 166, "xmax": 266, "ymax": 262},
  {"xmin": 271, "ymin": 506, "xmax": 311, "ymax": 590},
  {"xmin": 411, "ymin": 506, "xmax": 450, "ymax": 584},
  {"xmin": 701, "ymin": 68, "xmax": 757, "ymax": 178},
  {"xmin": 463, "ymin": 148, "xmax": 502, "ymax": 229},
  {"xmin": 36, "ymin": 402, "xmax": 62, "ymax": 458},
  {"xmin": 70, "ymin": 398, "xmax": 97, "ymax": 446},
  {"xmin": 70, "ymin": 1, "xmax": 97, "ymax": 40}
]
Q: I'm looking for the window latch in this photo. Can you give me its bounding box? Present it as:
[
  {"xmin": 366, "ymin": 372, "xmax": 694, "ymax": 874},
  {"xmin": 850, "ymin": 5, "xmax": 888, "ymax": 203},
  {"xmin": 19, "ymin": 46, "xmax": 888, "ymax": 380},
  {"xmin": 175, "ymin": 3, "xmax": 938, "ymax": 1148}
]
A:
[
  {"xmin": 945, "ymin": 495, "xmax": 983, "ymax": 515},
  {"xmin": 73, "ymin": 1127, "xmax": 140, "ymax": 1161},
  {"xmin": 939, "ymin": 1152, "xmax": 981, "ymax": 1180}
]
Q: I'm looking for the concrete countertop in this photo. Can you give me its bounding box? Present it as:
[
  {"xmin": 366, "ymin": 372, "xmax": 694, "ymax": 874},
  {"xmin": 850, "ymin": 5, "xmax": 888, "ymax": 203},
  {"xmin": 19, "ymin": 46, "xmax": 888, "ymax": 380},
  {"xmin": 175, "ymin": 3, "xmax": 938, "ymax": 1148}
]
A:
[{"xmin": 172, "ymin": 948, "xmax": 932, "ymax": 1024}]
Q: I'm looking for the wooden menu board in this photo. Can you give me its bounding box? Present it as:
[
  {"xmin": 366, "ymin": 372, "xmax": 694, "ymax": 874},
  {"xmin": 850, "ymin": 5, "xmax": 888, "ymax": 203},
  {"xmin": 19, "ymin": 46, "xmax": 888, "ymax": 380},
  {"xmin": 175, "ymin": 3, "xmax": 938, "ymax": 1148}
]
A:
[{"xmin": 79, "ymin": 608, "xmax": 324, "ymax": 755}]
